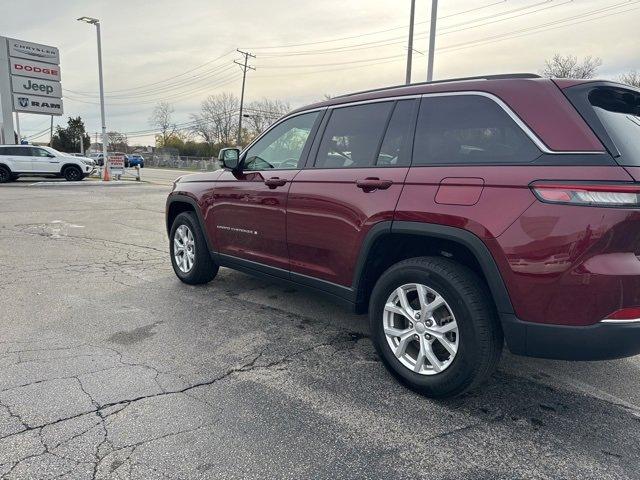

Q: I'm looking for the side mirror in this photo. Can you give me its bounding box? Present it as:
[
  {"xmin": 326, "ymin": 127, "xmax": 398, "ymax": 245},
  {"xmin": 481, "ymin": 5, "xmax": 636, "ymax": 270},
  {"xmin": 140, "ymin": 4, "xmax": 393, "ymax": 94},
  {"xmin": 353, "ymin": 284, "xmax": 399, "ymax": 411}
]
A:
[
  {"xmin": 218, "ymin": 148, "xmax": 241, "ymax": 170},
  {"xmin": 47, "ymin": 153, "xmax": 56, "ymax": 158}
]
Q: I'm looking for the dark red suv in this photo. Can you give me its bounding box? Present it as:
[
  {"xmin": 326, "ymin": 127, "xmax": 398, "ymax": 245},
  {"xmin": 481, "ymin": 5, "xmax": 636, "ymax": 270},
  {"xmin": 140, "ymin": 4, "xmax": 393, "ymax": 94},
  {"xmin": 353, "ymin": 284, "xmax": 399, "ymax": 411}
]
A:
[{"xmin": 166, "ymin": 74, "xmax": 640, "ymax": 398}]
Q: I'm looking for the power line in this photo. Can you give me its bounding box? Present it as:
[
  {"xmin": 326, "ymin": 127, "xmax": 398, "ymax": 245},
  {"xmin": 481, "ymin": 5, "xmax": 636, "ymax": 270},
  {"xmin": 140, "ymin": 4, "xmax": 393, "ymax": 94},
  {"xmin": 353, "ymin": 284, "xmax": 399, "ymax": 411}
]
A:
[
  {"xmin": 243, "ymin": 0, "xmax": 507, "ymax": 50},
  {"xmin": 64, "ymin": 49, "xmax": 236, "ymax": 95}
]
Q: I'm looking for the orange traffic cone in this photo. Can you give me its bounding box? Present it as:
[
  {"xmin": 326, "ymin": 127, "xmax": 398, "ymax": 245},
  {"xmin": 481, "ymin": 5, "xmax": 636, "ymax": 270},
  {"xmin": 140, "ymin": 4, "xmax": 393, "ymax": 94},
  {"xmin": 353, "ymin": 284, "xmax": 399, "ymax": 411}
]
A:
[{"xmin": 103, "ymin": 164, "xmax": 110, "ymax": 182}]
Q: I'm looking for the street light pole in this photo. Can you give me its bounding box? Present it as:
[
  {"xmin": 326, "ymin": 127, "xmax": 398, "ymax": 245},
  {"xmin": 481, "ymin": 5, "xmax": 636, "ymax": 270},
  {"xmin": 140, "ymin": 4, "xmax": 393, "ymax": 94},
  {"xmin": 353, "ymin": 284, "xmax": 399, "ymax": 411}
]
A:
[
  {"xmin": 405, "ymin": 0, "xmax": 416, "ymax": 85},
  {"xmin": 426, "ymin": 0, "xmax": 439, "ymax": 82},
  {"xmin": 78, "ymin": 16, "xmax": 109, "ymax": 180}
]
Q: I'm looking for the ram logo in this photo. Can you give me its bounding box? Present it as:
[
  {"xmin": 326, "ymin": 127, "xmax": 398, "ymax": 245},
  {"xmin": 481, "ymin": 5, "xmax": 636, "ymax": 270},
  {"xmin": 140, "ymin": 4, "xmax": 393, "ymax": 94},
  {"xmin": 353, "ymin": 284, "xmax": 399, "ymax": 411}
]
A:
[{"xmin": 18, "ymin": 97, "xmax": 29, "ymax": 108}]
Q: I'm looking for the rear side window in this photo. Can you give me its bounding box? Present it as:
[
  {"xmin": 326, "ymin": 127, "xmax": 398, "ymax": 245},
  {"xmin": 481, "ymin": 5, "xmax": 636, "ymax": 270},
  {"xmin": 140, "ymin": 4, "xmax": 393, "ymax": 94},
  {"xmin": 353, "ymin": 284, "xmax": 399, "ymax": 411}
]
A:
[
  {"xmin": 412, "ymin": 95, "xmax": 540, "ymax": 165},
  {"xmin": 589, "ymin": 87, "xmax": 640, "ymax": 166},
  {"xmin": 0, "ymin": 147, "xmax": 30, "ymax": 156},
  {"xmin": 314, "ymin": 102, "xmax": 394, "ymax": 168}
]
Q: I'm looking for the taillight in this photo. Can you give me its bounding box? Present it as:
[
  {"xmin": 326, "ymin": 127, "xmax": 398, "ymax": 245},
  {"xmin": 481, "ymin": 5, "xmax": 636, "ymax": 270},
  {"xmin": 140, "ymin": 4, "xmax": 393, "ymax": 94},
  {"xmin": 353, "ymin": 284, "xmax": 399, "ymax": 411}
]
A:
[
  {"xmin": 603, "ymin": 307, "xmax": 640, "ymax": 322},
  {"xmin": 530, "ymin": 182, "xmax": 640, "ymax": 207}
]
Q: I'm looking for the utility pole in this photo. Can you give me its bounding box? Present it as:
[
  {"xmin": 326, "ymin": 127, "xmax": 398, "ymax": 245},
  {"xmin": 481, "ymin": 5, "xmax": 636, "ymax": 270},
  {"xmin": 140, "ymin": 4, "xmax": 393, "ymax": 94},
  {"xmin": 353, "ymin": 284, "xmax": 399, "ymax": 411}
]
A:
[
  {"xmin": 405, "ymin": 0, "xmax": 416, "ymax": 85},
  {"xmin": 427, "ymin": 0, "xmax": 439, "ymax": 82},
  {"xmin": 49, "ymin": 115, "xmax": 53, "ymax": 146},
  {"xmin": 234, "ymin": 49, "xmax": 255, "ymax": 146}
]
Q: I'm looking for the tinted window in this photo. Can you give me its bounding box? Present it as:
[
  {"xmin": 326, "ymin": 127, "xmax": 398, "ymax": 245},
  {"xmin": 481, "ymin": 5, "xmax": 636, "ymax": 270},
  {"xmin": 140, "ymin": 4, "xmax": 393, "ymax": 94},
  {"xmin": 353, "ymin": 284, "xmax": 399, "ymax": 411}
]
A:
[
  {"xmin": 413, "ymin": 95, "xmax": 540, "ymax": 165},
  {"xmin": 377, "ymin": 100, "xmax": 416, "ymax": 167},
  {"xmin": 243, "ymin": 111, "xmax": 319, "ymax": 171},
  {"xmin": 315, "ymin": 102, "xmax": 394, "ymax": 168},
  {"xmin": 0, "ymin": 147, "xmax": 30, "ymax": 156},
  {"xmin": 589, "ymin": 87, "xmax": 640, "ymax": 166}
]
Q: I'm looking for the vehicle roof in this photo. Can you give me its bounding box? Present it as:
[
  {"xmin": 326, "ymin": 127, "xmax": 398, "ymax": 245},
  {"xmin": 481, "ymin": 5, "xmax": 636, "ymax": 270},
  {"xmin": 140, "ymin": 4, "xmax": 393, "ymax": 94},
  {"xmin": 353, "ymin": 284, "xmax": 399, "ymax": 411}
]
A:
[
  {"xmin": 289, "ymin": 73, "xmax": 607, "ymax": 153},
  {"xmin": 290, "ymin": 74, "xmax": 625, "ymax": 113}
]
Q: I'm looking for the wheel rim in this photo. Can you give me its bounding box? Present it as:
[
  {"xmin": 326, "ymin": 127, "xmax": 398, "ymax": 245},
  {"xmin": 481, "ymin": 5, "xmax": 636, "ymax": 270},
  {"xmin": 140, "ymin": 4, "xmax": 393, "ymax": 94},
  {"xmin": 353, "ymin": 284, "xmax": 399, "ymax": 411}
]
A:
[
  {"xmin": 173, "ymin": 225, "xmax": 195, "ymax": 273},
  {"xmin": 383, "ymin": 283, "xmax": 459, "ymax": 376},
  {"xmin": 67, "ymin": 169, "xmax": 80, "ymax": 180},
  {"xmin": 0, "ymin": 170, "xmax": 8, "ymax": 182}
]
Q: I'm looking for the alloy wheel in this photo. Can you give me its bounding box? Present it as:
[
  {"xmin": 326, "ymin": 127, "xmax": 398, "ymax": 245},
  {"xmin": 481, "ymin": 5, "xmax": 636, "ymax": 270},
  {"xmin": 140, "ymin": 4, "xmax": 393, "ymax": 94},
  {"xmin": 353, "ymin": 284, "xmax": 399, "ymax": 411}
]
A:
[
  {"xmin": 383, "ymin": 283, "xmax": 459, "ymax": 375},
  {"xmin": 173, "ymin": 225, "xmax": 196, "ymax": 273}
]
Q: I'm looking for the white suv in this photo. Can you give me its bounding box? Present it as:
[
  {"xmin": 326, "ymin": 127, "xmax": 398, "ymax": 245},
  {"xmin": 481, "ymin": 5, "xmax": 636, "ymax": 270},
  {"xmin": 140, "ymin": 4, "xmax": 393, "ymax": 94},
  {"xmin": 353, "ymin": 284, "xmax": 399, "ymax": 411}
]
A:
[{"xmin": 0, "ymin": 145, "xmax": 96, "ymax": 182}]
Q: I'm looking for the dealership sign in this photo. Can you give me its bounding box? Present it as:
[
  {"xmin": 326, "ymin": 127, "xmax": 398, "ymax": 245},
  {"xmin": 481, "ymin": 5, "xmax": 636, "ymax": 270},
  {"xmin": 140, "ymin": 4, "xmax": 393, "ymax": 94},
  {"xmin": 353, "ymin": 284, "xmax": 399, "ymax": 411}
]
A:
[
  {"xmin": 12, "ymin": 93, "xmax": 63, "ymax": 115},
  {"xmin": 0, "ymin": 36, "xmax": 63, "ymax": 140},
  {"xmin": 10, "ymin": 58, "xmax": 61, "ymax": 81},
  {"xmin": 11, "ymin": 76, "xmax": 61, "ymax": 98},
  {"xmin": 108, "ymin": 155, "xmax": 125, "ymax": 175},
  {"xmin": 7, "ymin": 38, "xmax": 60, "ymax": 64}
]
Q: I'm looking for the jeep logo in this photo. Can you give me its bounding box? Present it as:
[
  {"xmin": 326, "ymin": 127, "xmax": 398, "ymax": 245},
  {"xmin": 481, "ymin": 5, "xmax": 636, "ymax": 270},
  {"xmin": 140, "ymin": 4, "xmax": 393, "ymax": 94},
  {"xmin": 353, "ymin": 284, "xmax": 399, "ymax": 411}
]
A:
[{"xmin": 22, "ymin": 79, "xmax": 54, "ymax": 95}]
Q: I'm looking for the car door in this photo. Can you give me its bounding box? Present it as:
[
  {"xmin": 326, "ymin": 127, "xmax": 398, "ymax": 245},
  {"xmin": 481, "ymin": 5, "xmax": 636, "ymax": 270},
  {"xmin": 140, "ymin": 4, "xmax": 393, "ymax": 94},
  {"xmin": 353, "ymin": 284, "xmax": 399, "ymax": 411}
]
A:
[
  {"xmin": 4, "ymin": 146, "xmax": 33, "ymax": 172},
  {"xmin": 30, "ymin": 147, "xmax": 60, "ymax": 173},
  {"xmin": 286, "ymin": 99, "xmax": 418, "ymax": 287},
  {"xmin": 212, "ymin": 110, "xmax": 322, "ymax": 272}
]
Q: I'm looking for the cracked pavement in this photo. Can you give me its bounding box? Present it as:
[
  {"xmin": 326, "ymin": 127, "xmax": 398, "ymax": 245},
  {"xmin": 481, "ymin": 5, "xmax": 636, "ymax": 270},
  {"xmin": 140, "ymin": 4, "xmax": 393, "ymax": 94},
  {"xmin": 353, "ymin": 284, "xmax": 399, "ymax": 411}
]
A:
[{"xmin": 1, "ymin": 172, "xmax": 640, "ymax": 479}]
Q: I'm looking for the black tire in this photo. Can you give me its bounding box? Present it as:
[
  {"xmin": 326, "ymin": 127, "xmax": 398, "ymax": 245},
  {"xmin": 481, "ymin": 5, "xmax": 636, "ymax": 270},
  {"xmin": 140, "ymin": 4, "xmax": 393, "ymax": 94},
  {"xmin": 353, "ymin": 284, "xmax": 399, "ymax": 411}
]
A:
[
  {"xmin": 63, "ymin": 165, "xmax": 83, "ymax": 181},
  {"xmin": 0, "ymin": 166, "xmax": 10, "ymax": 183},
  {"xmin": 369, "ymin": 256, "xmax": 503, "ymax": 398},
  {"xmin": 169, "ymin": 212, "xmax": 218, "ymax": 285}
]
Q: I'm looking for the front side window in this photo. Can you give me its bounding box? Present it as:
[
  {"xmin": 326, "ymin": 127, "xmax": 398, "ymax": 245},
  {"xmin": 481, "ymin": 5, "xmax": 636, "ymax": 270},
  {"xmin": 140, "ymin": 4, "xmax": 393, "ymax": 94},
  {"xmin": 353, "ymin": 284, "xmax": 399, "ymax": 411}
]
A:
[
  {"xmin": 31, "ymin": 148, "xmax": 51, "ymax": 157},
  {"xmin": 589, "ymin": 87, "xmax": 640, "ymax": 166},
  {"xmin": 243, "ymin": 111, "xmax": 319, "ymax": 171},
  {"xmin": 314, "ymin": 102, "xmax": 394, "ymax": 168},
  {"xmin": 413, "ymin": 95, "xmax": 540, "ymax": 165}
]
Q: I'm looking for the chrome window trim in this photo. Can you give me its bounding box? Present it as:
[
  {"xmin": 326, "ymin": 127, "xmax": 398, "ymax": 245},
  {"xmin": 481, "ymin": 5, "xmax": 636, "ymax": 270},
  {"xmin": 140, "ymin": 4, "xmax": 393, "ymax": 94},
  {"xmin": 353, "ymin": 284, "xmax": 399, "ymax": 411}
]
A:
[{"xmin": 275, "ymin": 91, "xmax": 604, "ymax": 156}]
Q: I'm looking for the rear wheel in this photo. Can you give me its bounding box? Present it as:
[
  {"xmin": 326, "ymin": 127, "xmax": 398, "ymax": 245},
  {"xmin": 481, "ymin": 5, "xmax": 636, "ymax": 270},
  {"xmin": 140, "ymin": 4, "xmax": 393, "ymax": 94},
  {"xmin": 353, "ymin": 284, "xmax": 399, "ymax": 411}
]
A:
[
  {"xmin": 369, "ymin": 256, "xmax": 503, "ymax": 398},
  {"xmin": 0, "ymin": 166, "xmax": 11, "ymax": 183},
  {"xmin": 63, "ymin": 165, "xmax": 83, "ymax": 181},
  {"xmin": 170, "ymin": 212, "xmax": 218, "ymax": 285}
]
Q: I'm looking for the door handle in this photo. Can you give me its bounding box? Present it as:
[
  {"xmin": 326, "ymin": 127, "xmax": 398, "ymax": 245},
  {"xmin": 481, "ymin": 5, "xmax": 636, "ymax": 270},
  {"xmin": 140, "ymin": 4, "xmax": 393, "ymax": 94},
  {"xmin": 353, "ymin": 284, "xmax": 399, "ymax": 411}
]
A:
[
  {"xmin": 356, "ymin": 177, "xmax": 393, "ymax": 192},
  {"xmin": 264, "ymin": 177, "xmax": 287, "ymax": 189}
]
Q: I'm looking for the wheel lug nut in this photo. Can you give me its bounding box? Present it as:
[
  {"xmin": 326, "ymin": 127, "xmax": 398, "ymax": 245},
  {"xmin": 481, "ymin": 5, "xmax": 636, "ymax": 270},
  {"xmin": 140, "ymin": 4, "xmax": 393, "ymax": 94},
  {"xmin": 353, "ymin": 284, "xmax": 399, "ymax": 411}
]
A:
[
  {"xmin": 409, "ymin": 322, "xmax": 413, "ymax": 328},
  {"xmin": 415, "ymin": 313, "xmax": 421, "ymax": 319},
  {"xmin": 413, "ymin": 334, "xmax": 419, "ymax": 340}
]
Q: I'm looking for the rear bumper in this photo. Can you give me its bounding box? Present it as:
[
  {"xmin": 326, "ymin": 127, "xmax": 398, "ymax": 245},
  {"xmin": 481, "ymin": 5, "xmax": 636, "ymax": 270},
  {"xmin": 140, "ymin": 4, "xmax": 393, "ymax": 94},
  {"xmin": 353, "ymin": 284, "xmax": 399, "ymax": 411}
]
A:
[{"xmin": 502, "ymin": 314, "xmax": 640, "ymax": 360}]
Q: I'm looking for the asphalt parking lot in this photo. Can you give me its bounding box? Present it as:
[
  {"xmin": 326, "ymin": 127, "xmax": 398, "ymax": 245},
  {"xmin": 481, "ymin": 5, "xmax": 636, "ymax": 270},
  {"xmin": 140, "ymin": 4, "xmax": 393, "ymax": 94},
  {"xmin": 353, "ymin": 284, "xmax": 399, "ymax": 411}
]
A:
[{"xmin": 1, "ymin": 170, "xmax": 640, "ymax": 480}]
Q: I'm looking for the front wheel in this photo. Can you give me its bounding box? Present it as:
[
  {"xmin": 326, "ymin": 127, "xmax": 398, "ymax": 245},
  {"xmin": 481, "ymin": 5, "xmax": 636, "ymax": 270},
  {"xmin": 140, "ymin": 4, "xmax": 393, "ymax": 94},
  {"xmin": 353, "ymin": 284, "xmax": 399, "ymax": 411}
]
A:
[
  {"xmin": 369, "ymin": 257, "xmax": 503, "ymax": 398},
  {"xmin": 63, "ymin": 165, "xmax": 83, "ymax": 181},
  {"xmin": 0, "ymin": 166, "xmax": 11, "ymax": 183},
  {"xmin": 170, "ymin": 212, "xmax": 218, "ymax": 285}
]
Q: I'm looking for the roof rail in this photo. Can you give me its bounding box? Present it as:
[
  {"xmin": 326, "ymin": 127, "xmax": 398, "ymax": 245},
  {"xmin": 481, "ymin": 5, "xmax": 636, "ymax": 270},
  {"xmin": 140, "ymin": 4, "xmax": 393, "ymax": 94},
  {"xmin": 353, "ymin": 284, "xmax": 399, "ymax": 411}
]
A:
[{"xmin": 334, "ymin": 73, "xmax": 542, "ymax": 99}]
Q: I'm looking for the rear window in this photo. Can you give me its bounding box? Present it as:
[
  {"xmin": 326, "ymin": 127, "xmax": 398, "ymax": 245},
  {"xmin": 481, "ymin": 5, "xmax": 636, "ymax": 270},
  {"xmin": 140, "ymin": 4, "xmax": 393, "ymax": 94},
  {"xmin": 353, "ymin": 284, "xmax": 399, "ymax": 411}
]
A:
[{"xmin": 589, "ymin": 87, "xmax": 640, "ymax": 166}]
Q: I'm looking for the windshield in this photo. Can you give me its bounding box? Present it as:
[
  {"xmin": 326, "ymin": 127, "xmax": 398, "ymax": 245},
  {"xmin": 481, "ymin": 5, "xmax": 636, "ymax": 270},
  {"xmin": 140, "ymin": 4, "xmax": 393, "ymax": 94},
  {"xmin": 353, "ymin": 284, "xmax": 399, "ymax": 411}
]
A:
[{"xmin": 589, "ymin": 87, "xmax": 640, "ymax": 166}]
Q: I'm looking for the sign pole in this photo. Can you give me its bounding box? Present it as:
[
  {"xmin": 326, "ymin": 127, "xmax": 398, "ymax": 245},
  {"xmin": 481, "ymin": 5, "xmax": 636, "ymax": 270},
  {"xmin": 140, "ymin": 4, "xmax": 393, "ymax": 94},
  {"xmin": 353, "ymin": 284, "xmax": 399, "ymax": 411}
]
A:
[
  {"xmin": 14, "ymin": 111, "xmax": 20, "ymax": 141},
  {"xmin": 49, "ymin": 115, "xmax": 53, "ymax": 146},
  {"xmin": 0, "ymin": 36, "xmax": 16, "ymax": 144}
]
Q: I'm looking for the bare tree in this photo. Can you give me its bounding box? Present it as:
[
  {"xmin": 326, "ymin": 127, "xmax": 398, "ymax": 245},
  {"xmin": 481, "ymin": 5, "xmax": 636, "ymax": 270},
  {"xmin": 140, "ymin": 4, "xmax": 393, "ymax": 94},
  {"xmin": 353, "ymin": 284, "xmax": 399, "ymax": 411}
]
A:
[
  {"xmin": 541, "ymin": 54, "xmax": 602, "ymax": 79},
  {"xmin": 107, "ymin": 131, "xmax": 128, "ymax": 152},
  {"xmin": 619, "ymin": 70, "xmax": 640, "ymax": 88},
  {"xmin": 190, "ymin": 93, "xmax": 239, "ymax": 147},
  {"xmin": 244, "ymin": 99, "xmax": 290, "ymax": 138},
  {"xmin": 149, "ymin": 102, "xmax": 177, "ymax": 147}
]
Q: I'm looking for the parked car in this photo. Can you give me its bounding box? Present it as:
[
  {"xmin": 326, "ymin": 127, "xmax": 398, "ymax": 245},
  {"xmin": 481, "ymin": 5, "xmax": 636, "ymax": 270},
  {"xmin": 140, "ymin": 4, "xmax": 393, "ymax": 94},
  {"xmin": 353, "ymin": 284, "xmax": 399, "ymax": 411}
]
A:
[
  {"xmin": 0, "ymin": 145, "xmax": 95, "ymax": 182},
  {"xmin": 127, "ymin": 154, "xmax": 145, "ymax": 168},
  {"xmin": 165, "ymin": 74, "xmax": 640, "ymax": 398}
]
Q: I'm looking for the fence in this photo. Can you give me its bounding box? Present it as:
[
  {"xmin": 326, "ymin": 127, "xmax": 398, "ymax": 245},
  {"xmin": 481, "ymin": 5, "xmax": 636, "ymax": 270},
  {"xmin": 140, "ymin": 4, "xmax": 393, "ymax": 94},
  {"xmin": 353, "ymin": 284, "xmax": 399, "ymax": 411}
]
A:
[{"xmin": 146, "ymin": 155, "xmax": 220, "ymax": 171}]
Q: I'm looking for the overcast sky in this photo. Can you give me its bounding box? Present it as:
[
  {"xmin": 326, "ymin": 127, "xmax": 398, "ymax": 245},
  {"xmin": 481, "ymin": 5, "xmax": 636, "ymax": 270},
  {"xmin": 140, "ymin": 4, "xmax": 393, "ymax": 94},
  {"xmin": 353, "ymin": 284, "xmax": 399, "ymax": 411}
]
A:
[{"xmin": 1, "ymin": 0, "xmax": 638, "ymax": 146}]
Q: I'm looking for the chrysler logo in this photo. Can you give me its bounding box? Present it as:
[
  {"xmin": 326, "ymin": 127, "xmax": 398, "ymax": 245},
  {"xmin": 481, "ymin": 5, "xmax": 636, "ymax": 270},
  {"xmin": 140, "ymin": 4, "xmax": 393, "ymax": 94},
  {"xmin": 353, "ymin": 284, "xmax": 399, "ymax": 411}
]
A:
[
  {"xmin": 12, "ymin": 43, "xmax": 57, "ymax": 59},
  {"xmin": 18, "ymin": 97, "xmax": 29, "ymax": 108}
]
